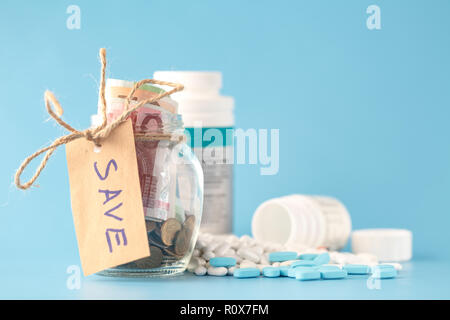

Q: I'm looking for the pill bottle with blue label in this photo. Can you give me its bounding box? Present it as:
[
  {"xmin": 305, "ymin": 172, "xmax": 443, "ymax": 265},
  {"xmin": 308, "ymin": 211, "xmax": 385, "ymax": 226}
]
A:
[{"xmin": 153, "ymin": 71, "xmax": 234, "ymax": 234}]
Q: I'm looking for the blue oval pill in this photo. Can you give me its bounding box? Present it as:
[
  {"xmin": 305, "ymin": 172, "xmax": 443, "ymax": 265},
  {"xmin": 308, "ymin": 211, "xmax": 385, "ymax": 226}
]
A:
[
  {"xmin": 262, "ymin": 267, "xmax": 280, "ymax": 278},
  {"xmin": 288, "ymin": 266, "xmax": 317, "ymax": 278},
  {"xmin": 313, "ymin": 252, "xmax": 330, "ymax": 265},
  {"xmin": 269, "ymin": 251, "xmax": 298, "ymax": 262},
  {"xmin": 233, "ymin": 267, "xmax": 260, "ymax": 278},
  {"xmin": 295, "ymin": 269, "xmax": 321, "ymax": 281},
  {"xmin": 343, "ymin": 264, "xmax": 370, "ymax": 275},
  {"xmin": 209, "ymin": 257, "xmax": 237, "ymax": 268},
  {"xmin": 318, "ymin": 265, "xmax": 341, "ymax": 272},
  {"xmin": 291, "ymin": 260, "xmax": 317, "ymax": 268},
  {"xmin": 279, "ymin": 266, "xmax": 290, "ymax": 277},
  {"xmin": 298, "ymin": 253, "xmax": 318, "ymax": 260},
  {"xmin": 371, "ymin": 266, "xmax": 397, "ymax": 279},
  {"xmin": 371, "ymin": 264, "xmax": 396, "ymax": 271},
  {"xmin": 287, "ymin": 267, "xmax": 297, "ymax": 278},
  {"xmin": 321, "ymin": 269, "xmax": 347, "ymax": 279}
]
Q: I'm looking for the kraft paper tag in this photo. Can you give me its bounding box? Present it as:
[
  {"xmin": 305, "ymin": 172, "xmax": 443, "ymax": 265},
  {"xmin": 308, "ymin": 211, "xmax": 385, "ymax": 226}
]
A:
[{"xmin": 66, "ymin": 119, "xmax": 150, "ymax": 276}]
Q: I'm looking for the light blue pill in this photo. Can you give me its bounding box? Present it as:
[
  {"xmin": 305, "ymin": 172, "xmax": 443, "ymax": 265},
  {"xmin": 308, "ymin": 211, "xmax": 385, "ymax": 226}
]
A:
[
  {"xmin": 209, "ymin": 257, "xmax": 236, "ymax": 268},
  {"xmin": 343, "ymin": 264, "xmax": 370, "ymax": 275},
  {"xmin": 313, "ymin": 252, "xmax": 330, "ymax": 265},
  {"xmin": 287, "ymin": 267, "xmax": 297, "ymax": 278},
  {"xmin": 279, "ymin": 266, "xmax": 290, "ymax": 277},
  {"xmin": 371, "ymin": 266, "xmax": 397, "ymax": 279},
  {"xmin": 321, "ymin": 269, "xmax": 347, "ymax": 279},
  {"xmin": 269, "ymin": 251, "xmax": 298, "ymax": 262},
  {"xmin": 233, "ymin": 267, "xmax": 260, "ymax": 278},
  {"xmin": 298, "ymin": 253, "xmax": 318, "ymax": 260},
  {"xmin": 371, "ymin": 264, "xmax": 395, "ymax": 271},
  {"xmin": 288, "ymin": 266, "xmax": 317, "ymax": 278},
  {"xmin": 291, "ymin": 260, "xmax": 317, "ymax": 268},
  {"xmin": 262, "ymin": 267, "xmax": 280, "ymax": 278},
  {"xmin": 295, "ymin": 269, "xmax": 321, "ymax": 281},
  {"xmin": 318, "ymin": 265, "xmax": 341, "ymax": 272}
]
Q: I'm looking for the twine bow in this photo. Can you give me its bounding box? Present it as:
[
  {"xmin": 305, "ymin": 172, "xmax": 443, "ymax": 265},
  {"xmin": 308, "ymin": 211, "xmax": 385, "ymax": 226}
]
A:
[{"xmin": 15, "ymin": 48, "xmax": 184, "ymax": 190}]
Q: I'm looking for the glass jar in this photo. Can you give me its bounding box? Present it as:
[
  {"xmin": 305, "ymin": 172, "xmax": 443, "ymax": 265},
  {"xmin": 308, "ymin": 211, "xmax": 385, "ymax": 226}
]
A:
[{"xmin": 94, "ymin": 79, "xmax": 203, "ymax": 277}]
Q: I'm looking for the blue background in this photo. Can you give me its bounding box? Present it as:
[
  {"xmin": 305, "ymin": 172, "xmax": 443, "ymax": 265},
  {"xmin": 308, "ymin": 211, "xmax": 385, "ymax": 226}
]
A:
[{"xmin": 1, "ymin": 0, "xmax": 450, "ymax": 299}]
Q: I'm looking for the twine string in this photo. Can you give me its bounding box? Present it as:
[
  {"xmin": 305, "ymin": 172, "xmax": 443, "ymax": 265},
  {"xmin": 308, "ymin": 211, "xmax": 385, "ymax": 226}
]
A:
[{"xmin": 14, "ymin": 48, "xmax": 184, "ymax": 190}]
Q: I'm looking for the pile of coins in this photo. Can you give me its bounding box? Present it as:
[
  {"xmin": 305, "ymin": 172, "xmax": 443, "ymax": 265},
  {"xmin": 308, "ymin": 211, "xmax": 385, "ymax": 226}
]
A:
[{"xmin": 118, "ymin": 215, "xmax": 196, "ymax": 270}]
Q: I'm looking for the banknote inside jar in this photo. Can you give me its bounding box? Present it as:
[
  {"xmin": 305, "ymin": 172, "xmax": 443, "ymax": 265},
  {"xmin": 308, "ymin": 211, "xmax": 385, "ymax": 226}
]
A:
[{"xmin": 103, "ymin": 79, "xmax": 200, "ymax": 272}]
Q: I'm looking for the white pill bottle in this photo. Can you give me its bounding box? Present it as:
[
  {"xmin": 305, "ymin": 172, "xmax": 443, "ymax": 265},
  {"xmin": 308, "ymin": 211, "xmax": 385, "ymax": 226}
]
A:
[
  {"xmin": 154, "ymin": 71, "xmax": 234, "ymax": 234},
  {"xmin": 252, "ymin": 195, "xmax": 352, "ymax": 250}
]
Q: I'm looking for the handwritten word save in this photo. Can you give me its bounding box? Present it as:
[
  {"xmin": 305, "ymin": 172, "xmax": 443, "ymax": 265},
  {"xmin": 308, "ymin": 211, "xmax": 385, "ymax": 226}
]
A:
[{"xmin": 94, "ymin": 159, "xmax": 128, "ymax": 253}]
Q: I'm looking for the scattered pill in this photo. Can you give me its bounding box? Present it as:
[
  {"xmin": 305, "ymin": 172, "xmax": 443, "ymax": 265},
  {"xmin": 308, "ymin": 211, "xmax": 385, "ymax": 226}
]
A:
[
  {"xmin": 288, "ymin": 266, "xmax": 316, "ymax": 278},
  {"xmin": 298, "ymin": 253, "xmax": 318, "ymax": 260},
  {"xmin": 313, "ymin": 252, "xmax": 330, "ymax": 265},
  {"xmin": 379, "ymin": 263, "xmax": 403, "ymax": 271},
  {"xmin": 370, "ymin": 264, "xmax": 395, "ymax": 272},
  {"xmin": 279, "ymin": 266, "xmax": 289, "ymax": 277},
  {"xmin": 191, "ymin": 232, "xmax": 400, "ymax": 284},
  {"xmin": 214, "ymin": 243, "xmax": 231, "ymax": 256},
  {"xmin": 287, "ymin": 267, "xmax": 297, "ymax": 278},
  {"xmin": 295, "ymin": 269, "xmax": 321, "ymax": 281},
  {"xmin": 205, "ymin": 242, "xmax": 221, "ymax": 253},
  {"xmin": 280, "ymin": 260, "xmax": 297, "ymax": 267},
  {"xmin": 194, "ymin": 266, "xmax": 207, "ymax": 276},
  {"xmin": 272, "ymin": 262, "xmax": 281, "ymax": 267},
  {"xmin": 260, "ymin": 255, "xmax": 270, "ymax": 265},
  {"xmin": 202, "ymin": 251, "xmax": 215, "ymax": 260},
  {"xmin": 371, "ymin": 265, "xmax": 397, "ymax": 279},
  {"xmin": 290, "ymin": 260, "xmax": 317, "ymax": 268},
  {"xmin": 251, "ymin": 246, "xmax": 264, "ymax": 256},
  {"xmin": 207, "ymin": 266, "xmax": 228, "ymax": 276},
  {"xmin": 343, "ymin": 264, "xmax": 370, "ymax": 275},
  {"xmin": 318, "ymin": 265, "xmax": 341, "ymax": 272},
  {"xmin": 233, "ymin": 267, "xmax": 260, "ymax": 278},
  {"xmin": 256, "ymin": 265, "xmax": 270, "ymax": 274},
  {"xmin": 321, "ymin": 269, "xmax": 347, "ymax": 280},
  {"xmin": 209, "ymin": 257, "xmax": 236, "ymax": 268},
  {"xmin": 240, "ymin": 260, "xmax": 257, "ymax": 268},
  {"xmin": 228, "ymin": 255, "xmax": 242, "ymax": 264},
  {"xmin": 269, "ymin": 251, "xmax": 298, "ymax": 262},
  {"xmin": 237, "ymin": 248, "xmax": 260, "ymax": 263},
  {"xmin": 262, "ymin": 267, "xmax": 280, "ymax": 278}
]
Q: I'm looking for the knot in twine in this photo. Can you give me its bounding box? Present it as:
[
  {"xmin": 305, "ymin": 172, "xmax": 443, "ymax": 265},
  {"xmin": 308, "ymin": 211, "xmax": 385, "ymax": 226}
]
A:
[{"xmin": 15, "ymin": 48, "xmax": 184, "ymax": 190}]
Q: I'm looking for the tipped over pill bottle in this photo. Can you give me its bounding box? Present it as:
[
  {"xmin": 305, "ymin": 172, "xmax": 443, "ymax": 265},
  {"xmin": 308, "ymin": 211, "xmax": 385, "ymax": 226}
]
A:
[
  {"xmin": 154, "ymin": 71, "xmax": 234, "ymax": 234},
  {"xmin": 252, "ymin": 195, "xmax": 352, "ymax": 250}
]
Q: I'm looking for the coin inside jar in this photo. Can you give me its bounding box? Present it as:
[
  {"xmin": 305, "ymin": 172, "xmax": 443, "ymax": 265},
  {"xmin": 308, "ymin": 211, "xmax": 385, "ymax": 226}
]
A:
[
  {"xmin": 148, "ymin": 231, "xmax": 168, "ymax": 249},
  {"xmin": 160, "ymin": 218, "xmax": 182, "ymax": 246},
  {"xmin": 134, "ymin": 246, "xmax": 163, "ymax": 269},
  {"xmin": 183, "ymin": 215, "xmax": 195, "ymax": 232},
  {"xmin": 163, "ymin": 246, "xmax": 183, "ymax": 258},
  {"xmin": 145, "ymin": 220, "xmax": 157, "ymax": 233},
  {"xmin": 174, "ymin": 228, "xmax": 190, "ymax": 256}
]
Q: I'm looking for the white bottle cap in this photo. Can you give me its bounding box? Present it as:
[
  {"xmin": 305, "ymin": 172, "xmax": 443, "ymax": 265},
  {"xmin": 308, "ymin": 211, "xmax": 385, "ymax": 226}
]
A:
[
  {"xmin": 154, "ymin": 71, "xmax": 222, "ymax": 92},
  {"xmin": 153, "ymin": 71, "xmax": 234, "ymax": 128},
  {"xmin": 351, "ymin": 229, "xmax": 412, "ymax": 262}
]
